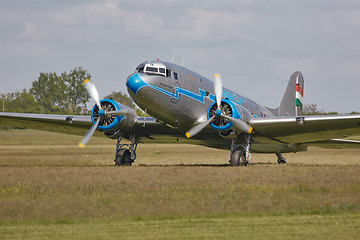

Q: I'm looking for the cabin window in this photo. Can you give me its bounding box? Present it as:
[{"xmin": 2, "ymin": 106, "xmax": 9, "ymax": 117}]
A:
[{"xmin": 173, "ymin": 72, "xmax": 178, "ymax": 80}]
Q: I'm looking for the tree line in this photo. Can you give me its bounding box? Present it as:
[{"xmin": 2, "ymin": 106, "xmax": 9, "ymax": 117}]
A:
[
  {"xmin": 1, "ymin": 67, "xmax": 140, "ymax": 115},
  {"xmin": 303, "ymin": 104, "xmax": 359, "ymax": 115},
  {"xmin": 1, "ymin": 68, "xmax": 358, "ymax": 116}
]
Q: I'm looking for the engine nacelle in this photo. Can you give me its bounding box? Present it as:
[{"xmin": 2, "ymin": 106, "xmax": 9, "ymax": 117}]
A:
[
  {"xmin": 91, "ymin": 99, "xmax": 138, "ymax": 139},
  {"xmin": 207, "ymin": 99, "xmax": 252, "ymax": 134}
]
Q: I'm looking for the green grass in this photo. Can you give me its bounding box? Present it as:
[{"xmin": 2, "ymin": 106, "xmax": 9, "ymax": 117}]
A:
[
  {"xmin": 1, "ymin": 214, "xmax": 359, "ymax": 240},
  {"xmin": 0, "ymin": 129, "xmax": 360, "ymax": 239}
]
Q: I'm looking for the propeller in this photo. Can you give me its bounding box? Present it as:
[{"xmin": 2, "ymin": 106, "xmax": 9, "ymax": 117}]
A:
[
  {"xmin": 78, "ymin": 78, "xmax": 103, "ymax": 148},
  {"xmin": 223, "ymin": 115, "xmax": 253, "ymax": 134},
  {"xmin": 214, "ymin": 73, "xmax": 222, "ymax": 110},
  {"xmin": 83, "ymin": 78, "xmax": 102, "ymax": 110},
  {"xmin": 185, "ymin": 116, "xmax": 214, "ymax": 138},
  {"xmin": 185, "ymin": 73, "xmax": 253, "ymax": 138},
  {"xmin": 78, "ymin": 118, "xmax": 100, "ymax": 148},
  {"xmin": 185, "ymin": 73, "xmax": 223, "ymax": 138},
  {"xmin": 79, "ymin": 78, "xmax": 116, "ymax": 148}
]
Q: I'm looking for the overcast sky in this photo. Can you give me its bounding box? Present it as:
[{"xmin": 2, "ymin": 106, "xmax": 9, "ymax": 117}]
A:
[{"xmin": 1, "ymin": 0, "xmax": 359, "ymax": 113}]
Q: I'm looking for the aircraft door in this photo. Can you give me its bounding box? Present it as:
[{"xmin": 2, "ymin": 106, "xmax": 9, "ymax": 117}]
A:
[{"xmin": 169, "ymin": 70, "xmax": 181, "ymax": 104}]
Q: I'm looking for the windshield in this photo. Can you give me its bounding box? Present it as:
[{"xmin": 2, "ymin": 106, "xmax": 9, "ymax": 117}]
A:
[
  {"xmin": 143, "ymin": 64, "xmax": 166, "ymax": 77},
  {"xmin": 135, "ymin": 62, "xmax": 168, "ymax": 77}
]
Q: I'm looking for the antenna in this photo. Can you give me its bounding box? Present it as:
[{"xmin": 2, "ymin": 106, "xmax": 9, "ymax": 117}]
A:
[
  {"xmin": 171, "ymin": 52, "xmax": 176, "ymax": 63},
  {"xmin": 181, "ymin": 57, "xmax": 185, "ymax": 66}
]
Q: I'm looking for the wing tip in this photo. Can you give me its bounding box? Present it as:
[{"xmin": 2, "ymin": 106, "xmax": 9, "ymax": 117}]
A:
[
  {"xmin": 185, "ymin": 132, "xmax": 191, "ymax": 138},
  {"xmin": 78, "ymin": 142, "xmax": 85, "ymax": 148}
]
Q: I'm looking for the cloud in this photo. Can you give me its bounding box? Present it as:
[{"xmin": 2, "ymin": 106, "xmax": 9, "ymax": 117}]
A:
[
  {"xmin": 0, "ymin": 0, "xmax": 359, "ymax": 112},
  {"xmin": 159, "ymin": 8, "xmax": 255, "ymax": 43}
]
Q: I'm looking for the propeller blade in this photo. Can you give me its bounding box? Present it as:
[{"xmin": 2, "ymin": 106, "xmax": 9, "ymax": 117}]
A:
[
  {"xmin": 185, "ymin": 116, "xmax": 214, "ymax": 138},
  {"xmin": 223, "ymin": 115, "xmax": 253, "ymax": 134},
  {"xmin": 214, "ymin": 73, "xmax": 223, "ymax": 110},
  {"xmin": 78, "ymin": 118, "xmax": 100, "ymax": 148},
  {"xmin": 83, "ymin": 78, "xmax": 102, "ymax": 110},
  {"xmin": 107, "ymin": 108, "xmax": 132, "ymax": 116}
]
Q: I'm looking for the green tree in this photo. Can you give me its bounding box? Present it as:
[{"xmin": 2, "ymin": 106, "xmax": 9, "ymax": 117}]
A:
[
  {"xmin": 303, "ymin": 104, "xmax": 324, "ymax": 115},
  {"xmin": 303, "ymin": 104, "xmax": 338, "ymax": 115},
  {"xmin": 62, "ymin": 67, "xmax": 90, "ymax": 114},
  {"xmin": 30, "ymin": 67, "xmax": 90, "ymax": 114},
  {"xmin": 30, "ymin": 72, "xmax": 65, "ymax": 113},
  {"xmin": 1, "ymin": 89, "xmax": 41, "ymax": 113}
]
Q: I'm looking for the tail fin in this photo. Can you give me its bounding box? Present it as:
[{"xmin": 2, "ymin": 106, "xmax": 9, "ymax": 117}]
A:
[{"xmin": 268, "ymin": 71, "xmax": 304, "ymax": 116}]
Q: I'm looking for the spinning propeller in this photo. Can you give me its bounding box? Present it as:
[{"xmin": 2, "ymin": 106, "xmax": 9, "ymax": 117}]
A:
[
  {"xmin": 185, "ymin": 74, "xmax": 253, "ymax": 138},
  {"xmin": 78, "ymin": 78, "xmax": 130, "ymax": 148}
]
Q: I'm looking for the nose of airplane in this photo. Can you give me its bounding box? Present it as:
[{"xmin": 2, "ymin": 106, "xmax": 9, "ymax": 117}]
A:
[{"xmin": 126, "ymin": 73, "xmax": 148, "ymax": 95}]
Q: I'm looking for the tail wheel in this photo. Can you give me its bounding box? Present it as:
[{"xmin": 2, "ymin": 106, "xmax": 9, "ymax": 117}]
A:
[
  {"xmin": 208, "ymin": 101, "xmax": 232, "ymax": 127},
  {"xmin": 92, "ymin": 101, "xmax": 117, "ymax": 127}
]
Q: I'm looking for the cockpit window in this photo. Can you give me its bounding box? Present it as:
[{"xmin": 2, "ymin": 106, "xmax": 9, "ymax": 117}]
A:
[
  {"xmin": 146, "ymin": 67, "xmax": 158, "ymax": 73},
  {"xmin": 140, "ymin": 63, "xmax": 167, "ymax": 77}
]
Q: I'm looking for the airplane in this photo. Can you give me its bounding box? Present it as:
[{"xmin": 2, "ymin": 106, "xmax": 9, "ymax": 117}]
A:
[{"xmin": 1, "ymin": 59, "xmax": 360, "ymax": 166}]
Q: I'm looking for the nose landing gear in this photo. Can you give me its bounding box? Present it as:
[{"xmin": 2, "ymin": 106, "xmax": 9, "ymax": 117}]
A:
[
  {"xmin": 229, "ymin": 134, "xmax": 252, "ymax": 166},
  {"xmin": 114, "ymin": 134, "xmax": 138, "ymax": 166}
]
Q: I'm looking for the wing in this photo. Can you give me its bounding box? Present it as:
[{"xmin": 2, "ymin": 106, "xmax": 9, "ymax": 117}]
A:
[
  {"xmin": 0, "ymin": 112, "xmax": 94, "ymax": 136},
  {"xmin": 0, "ymin": 112, "xmax": 186, "ymax": 142},
  {"xmin": 307, "ymin": 139, "xmax": 360, "ymax": 149},
  {"xmin": 251, "ymin": 114, "xmax": 360, "ymax": 147}
]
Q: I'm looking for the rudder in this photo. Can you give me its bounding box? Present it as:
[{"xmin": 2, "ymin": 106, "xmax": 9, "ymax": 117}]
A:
[{"xmin": 268, "ymin": 71, "xmax": 304, "ymax": 116}]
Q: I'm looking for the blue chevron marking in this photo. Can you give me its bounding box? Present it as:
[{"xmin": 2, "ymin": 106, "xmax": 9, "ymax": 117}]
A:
[{"xmin": 126, "ymin": 73, "xmax": 245, "ymax": 105}]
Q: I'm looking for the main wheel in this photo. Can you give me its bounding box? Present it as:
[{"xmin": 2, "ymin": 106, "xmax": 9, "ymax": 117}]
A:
[
  {"xmin": 115, "ymin": 149, "xmax": 132, "ymax": 166},
  {"xmin": 230, "ymin": 150, "xmax": 248, "ymax": 166}
]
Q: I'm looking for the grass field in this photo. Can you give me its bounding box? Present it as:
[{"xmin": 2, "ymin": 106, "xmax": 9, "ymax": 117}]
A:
[{"xmin": 0, "ymin": 129, "xmax": 359, "ymax": 239}]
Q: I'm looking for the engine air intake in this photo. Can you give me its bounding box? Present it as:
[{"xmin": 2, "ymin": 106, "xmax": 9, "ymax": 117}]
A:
[{"xmin": 91, "ymin": 99, "xmax": 124, "ymax": 131}]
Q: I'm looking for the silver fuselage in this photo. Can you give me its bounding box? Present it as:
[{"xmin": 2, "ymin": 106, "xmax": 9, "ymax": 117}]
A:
[
  {"xmin": 125, "ymin": 61, "xmax": 303, "ymax": 153},
  {"xmin": 127, "ymin": 61, "xmax": 273, "ymax": 130}
]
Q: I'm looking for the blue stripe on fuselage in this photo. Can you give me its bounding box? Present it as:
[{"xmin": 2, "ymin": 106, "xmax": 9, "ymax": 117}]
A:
[{"xmin": 126, "ymin": 73, "xmax": 245, "ymax": 105}]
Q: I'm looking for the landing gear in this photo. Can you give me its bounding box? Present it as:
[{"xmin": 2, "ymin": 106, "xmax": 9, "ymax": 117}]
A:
[
  {"xmin": 229, "ymin": 134, "xmax": 252, "ymax": 166},
  {"xmin": 276, "ymin": 153, "xmax": 287, "ymax": 164},
  {"xmin": 114, "ymin": 134, "xmax": 138, "ymax": 166},
  {"xmin": 230, "ymin": 150, "xmax": 248, "ymax": 166}
]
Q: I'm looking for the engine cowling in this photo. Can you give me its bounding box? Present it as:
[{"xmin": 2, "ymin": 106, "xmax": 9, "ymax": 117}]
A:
[
  {"xmin": 207, "ymin": 99, "xmax": 241, "ymax": 131},
  {"xmin": 207, "ymin": 99, "xmax": 253, "ymax": 136},
  {"xmin": 91, "ymin": 99, "xmax": 137, "ymax": 138}
]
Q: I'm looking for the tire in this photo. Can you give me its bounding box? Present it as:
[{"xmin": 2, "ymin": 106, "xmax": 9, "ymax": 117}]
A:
[
  {"xmin": 115, "ymin": 149, "xmax": 132, "ymax": 166},
  {"xmin": 230, "ymin": 150, "xmax": 248, "ymax": 166},
  {"xmin": 229, "ymin": 150, "xmax": 241, "ymax": 166}
]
